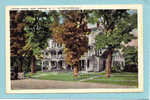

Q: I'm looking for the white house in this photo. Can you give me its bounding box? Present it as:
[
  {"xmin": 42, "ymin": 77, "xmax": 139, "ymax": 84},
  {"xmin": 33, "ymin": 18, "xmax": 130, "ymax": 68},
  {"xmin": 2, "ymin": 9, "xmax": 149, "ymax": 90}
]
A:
[{"xmin": 41, "ymin": 27, "xmax": 125, "ymax": 72}]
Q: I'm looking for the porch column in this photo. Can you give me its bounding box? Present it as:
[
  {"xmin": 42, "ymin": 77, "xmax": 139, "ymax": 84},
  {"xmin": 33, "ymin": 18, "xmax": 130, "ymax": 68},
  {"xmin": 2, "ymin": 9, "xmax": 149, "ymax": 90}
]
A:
[
  {"xmin": 56, "ymin": 50, "xmax": 58, "ymax": 59},
  {"xmin": 80, "ymin": 60, "xmax": 82, "ymax": 69},
  {"xmin": 48, "ymin": 61, "xmax": 51, "ymax": 71},
  {"xmin": 56, "ymin": 61, "xmax": 58, "ymax": 70},
  {"xmin": 41, "ymin": 61, "xmax": 44, "ymax": 72},
  {"xmin": 49, "ymin": 51, "xmax": 51, "ymax": 58},
  {"xmin": 123, "ymin": 61, "xmax": 125, "ymax": 66},
  {"xmin": 85, "ymin": 60, "xmax": 88, "ymax": 72},
  {"xmin": 120, "ymin": 62, "xmax": 123, "ymax": 70}
]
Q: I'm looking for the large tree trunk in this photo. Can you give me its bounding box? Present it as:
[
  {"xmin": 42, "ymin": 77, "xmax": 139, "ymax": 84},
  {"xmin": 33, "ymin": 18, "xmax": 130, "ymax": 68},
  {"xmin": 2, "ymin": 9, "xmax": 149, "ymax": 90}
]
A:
[
  {"xmin": 73, "ymin": 65, "xmax": 78, "ymax": 77},
  {"xmin": 31, "ymin": 56, "xmax": 36, "ymax": 74},
  {"xmin": 106, "ymin": 48, "xmax": 113, "ymax": 78}
]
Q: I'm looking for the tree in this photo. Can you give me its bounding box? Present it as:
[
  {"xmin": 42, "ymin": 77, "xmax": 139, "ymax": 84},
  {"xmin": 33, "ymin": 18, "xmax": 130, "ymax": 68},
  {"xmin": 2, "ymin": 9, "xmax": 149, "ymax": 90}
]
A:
[
  {"xmin": 90, "ymin": 10, "xmax": 137, "ymax": 77},
  {"xmin": 23, "ymin": 10, "xmax": 53, "ymax": 73},
  {"xmin": 122, "ymin": 46, "xmax": 138, "ymax": 72},
  {"xmin": 52, "ymin": 10, "xmax": 91, "ymax": 77},
  {"xmin": 10, "ymin": 11, "xmax": 26, "ymax": 73}
]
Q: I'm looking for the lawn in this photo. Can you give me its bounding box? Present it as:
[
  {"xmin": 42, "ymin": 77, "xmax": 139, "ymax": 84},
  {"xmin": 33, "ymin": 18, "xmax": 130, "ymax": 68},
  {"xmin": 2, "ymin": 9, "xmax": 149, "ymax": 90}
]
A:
[
  {"xmin": 84, "ymin": 73, "xmax": 138, "ymax": 86},
  {"xmin": 25, "ymin": 71, "xmax": 138, "ymax": 87},
  {"xmin": 25, "ymin": 72, "xmax": 75, "ymax": 81}
]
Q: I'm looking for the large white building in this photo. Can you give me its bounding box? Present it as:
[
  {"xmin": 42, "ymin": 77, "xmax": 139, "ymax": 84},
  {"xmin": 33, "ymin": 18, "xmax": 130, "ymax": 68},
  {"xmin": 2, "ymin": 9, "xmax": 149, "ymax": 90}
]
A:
[{"xmin": 41, "ymin": 28, "xmax": 125, "ymax": 72}]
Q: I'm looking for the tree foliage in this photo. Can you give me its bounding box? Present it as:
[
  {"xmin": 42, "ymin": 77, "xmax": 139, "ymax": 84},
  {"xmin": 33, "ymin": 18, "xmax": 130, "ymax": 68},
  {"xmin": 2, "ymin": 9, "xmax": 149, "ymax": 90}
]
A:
[
  {"xmin": 10, "ymin": 11, "xmax": 26, "ymax": 72},
  {"xmin": 122, "ymin": 46, "xmax": 138, "ymax": 65},
  {"xmin": 52, "ymin": 10, "xmax": 91, "ymax": 76},
  {"xmin": 23, "ymin": 10, "xmax": 53, "ymax": 73},
  {"xmin": 90, "ymin": 10, "xmax": 137, "ymax": 77},
  {"xmin": 24, "ymin": 11, "xmax": 51, "ymax": 57},
  {"xmin": 94, "ymin": 10, "xmax": 137, "ymax": 50},
  {"xmin": 10, "ymin": 11, "xmax": 26, "ymax": 56}
]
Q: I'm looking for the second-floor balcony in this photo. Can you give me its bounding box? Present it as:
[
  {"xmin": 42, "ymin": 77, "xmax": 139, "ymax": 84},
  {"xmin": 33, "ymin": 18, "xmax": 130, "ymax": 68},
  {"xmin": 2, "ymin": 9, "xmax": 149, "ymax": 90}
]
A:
[{"xmin": 44, "ymin": 53, "xmax": 64, "ymax": 59}]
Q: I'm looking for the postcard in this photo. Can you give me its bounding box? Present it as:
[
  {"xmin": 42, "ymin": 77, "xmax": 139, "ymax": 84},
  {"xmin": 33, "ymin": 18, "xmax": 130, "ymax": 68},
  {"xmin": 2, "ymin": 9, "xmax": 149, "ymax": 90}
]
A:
[{"xmin": 5, "ymin": 5, "xmax": 143, "ymax": 94}]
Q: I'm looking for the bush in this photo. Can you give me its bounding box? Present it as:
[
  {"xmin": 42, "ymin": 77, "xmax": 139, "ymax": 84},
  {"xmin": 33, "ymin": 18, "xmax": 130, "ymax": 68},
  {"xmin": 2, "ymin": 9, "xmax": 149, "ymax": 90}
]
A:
[
  {"xmin": 124, "ymin": 64, "xmax": 138, "ymax": 72},
  {"xmin": 111, "ymin": 61, "xmax": 124, "ymax": 73},
  {"xmin": 111, "ymin": 66, "xmax": 121, "ymax": 73}
]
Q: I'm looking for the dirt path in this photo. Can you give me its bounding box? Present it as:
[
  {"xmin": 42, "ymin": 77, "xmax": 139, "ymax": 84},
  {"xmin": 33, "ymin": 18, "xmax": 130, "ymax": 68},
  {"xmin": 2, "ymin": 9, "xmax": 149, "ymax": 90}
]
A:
[{"xmin": 11, "ymin": 79, "xmax": 136, "ymax": 89}]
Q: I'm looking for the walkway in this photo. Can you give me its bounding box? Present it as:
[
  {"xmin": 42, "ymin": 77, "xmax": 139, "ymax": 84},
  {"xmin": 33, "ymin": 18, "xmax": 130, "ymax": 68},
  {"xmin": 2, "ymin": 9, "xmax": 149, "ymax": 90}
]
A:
[{"xmin": 11, "ymin": 79, "xmax": 136, "ymax": 89}]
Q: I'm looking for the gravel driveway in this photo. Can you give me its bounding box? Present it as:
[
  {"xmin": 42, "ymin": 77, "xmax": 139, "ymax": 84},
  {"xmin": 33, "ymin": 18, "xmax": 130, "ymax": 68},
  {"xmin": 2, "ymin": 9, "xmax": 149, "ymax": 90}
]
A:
[{"xmin": 11, "ymin": 79, "xmax": 136, "ymax": 89}]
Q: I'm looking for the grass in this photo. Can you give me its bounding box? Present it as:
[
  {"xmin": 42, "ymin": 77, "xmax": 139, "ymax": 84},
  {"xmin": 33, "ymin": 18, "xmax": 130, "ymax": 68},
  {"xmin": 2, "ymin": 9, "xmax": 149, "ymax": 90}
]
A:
[
  {"xmin": 85, "ymin": 74, "xmax": 138, "ymax": 86},
  {"xmin": 25, "ymin": 71, "xmax": 106, "ymax": 81},
  {"xmin": 25, "ymin": 71, "xmax": 138, "ymax": 87},
  {"xmin": 25, "ymin": 71, "xmax": 75, "ymax": 81}
]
